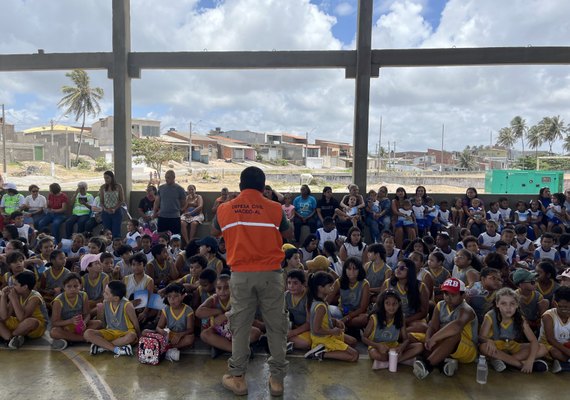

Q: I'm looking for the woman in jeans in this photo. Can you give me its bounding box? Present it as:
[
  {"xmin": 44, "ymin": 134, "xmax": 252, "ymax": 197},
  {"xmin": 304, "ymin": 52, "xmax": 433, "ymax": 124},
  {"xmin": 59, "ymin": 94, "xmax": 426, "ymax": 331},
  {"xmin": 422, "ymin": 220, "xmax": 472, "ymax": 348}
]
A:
[
  {"xmin": 99, "ymin": 170, "xmax": 125, "ymax": 239},
  {"xmin": 37, "ymin": 183, "xmax": 69, "ymax": 244}
]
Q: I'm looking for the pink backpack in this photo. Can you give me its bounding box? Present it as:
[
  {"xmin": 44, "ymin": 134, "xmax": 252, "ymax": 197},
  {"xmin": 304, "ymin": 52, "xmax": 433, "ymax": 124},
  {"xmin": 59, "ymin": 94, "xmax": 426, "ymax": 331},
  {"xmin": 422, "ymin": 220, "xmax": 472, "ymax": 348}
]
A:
[{"xmin": 137, "ymin": 332, "xmax": 169, "ymax": 365}]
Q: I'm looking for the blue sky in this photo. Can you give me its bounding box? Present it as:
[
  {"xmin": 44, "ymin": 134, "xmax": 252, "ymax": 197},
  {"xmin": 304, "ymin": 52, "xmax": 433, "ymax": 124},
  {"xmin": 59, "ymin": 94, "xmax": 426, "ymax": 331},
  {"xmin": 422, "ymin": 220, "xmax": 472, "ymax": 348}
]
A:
[
  {"xmin": 309, "ymin": 0, "xmax": 447, "ymax": 45},
  {"xmin": 1, "ymin": 0, "xmax": 570, "ymax": 153}
]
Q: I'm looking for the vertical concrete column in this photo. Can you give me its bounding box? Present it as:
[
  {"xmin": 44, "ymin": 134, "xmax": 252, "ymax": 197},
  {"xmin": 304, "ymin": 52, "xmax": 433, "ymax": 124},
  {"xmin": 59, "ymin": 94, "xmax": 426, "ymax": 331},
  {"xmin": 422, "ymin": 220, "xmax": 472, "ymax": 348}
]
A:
[
  {"xmin": 112, "ymin": 0, "xmax": 132, "ymax": 201},
  {"xmin": 352, "ymin": 0, "xmax": 373, "ymax": 193}
]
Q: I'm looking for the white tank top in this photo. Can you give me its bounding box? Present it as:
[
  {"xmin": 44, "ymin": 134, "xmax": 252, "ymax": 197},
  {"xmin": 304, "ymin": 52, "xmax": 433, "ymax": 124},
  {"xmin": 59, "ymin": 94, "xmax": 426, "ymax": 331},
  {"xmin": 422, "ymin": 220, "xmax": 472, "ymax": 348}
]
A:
[
  {"xmin": 343, "ymin": 242, "xmax": 366, "ymax": 261},
  {"xmin": 540, "ymin": 308, "xmax": 570, "ymax": 345},
  {"xmin": 124, "ymin": 274, "xmax": 152, "ymax": 299}
]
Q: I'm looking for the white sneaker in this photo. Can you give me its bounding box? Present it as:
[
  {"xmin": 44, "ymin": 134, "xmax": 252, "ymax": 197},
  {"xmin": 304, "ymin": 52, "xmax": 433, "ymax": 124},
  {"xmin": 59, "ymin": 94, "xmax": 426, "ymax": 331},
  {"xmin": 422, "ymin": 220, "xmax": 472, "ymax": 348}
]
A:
[
  {"xmin": 165, "ymin": 348, "xmax": 180, "ymax": 362},
  {"xmin": 89, "ymin": 344, "xmax": 107, "ymax": 355},
  {"xmin": 552, "ymin": 360, "xmax": 562, "ymax": 374},
  {"xmin": 413, "ymin": 359, "xmax": 430, "ymax": 380},
  {"xmin": 304, "ymin": 344, "xmax": 325, "ymax": 360},
  {"xmin": 51, "ymin": 339, "xmax": 68, "ymax": 351},
  {"xmin": 8, "ymin": 336, "xmax": 25, "ymax": 350},
  {"xmin": 114, "ymin": 345, "xmax": 133, "ymax": 358},
  {"xmin": 372, "ymin": 360, "xmax": 389, "ymax": 370},
  {"xmin": 443, "ymin": 358, "xmax": 458, "ymax": 377},
  {"xmin": 490, "ymin": 359, "xmax": 507, "ymax": 372}
]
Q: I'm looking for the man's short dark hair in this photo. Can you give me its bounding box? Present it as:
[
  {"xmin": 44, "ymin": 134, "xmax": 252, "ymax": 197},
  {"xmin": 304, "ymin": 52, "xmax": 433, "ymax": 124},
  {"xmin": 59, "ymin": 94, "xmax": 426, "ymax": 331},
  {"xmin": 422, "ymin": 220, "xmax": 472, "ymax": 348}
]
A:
[{"xmin": 239, "ymin": 166, "xmax": 265, "ymax": 192}]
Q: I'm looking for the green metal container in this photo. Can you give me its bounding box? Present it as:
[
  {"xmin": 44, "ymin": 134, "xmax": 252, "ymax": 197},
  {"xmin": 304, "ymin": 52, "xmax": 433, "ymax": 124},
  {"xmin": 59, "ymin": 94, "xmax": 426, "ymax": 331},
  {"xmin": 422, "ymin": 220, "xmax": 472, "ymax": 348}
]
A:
[{"xmin": 484, "ymin": 170, "xmax": 564, "ymax": 194}]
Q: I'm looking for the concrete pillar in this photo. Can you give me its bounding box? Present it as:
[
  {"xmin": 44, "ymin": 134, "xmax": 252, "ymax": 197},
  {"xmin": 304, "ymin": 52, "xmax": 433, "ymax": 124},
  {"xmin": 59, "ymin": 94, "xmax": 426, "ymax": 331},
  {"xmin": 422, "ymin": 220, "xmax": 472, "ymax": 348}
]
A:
[
  {"xmin": 112, "ymin": 0, "xmax": 132, "ymax": 200},
  {"xmin": 352, "ymin": 0, "xmax": 373, "ymax": 193}
]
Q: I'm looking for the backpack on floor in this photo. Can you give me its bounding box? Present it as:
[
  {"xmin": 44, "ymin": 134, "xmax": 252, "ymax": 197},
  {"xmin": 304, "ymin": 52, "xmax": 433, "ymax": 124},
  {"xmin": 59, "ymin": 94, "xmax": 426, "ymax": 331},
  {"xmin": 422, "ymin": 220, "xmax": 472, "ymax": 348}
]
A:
[{"xmin": 138, "ymin": 332, "xmax": 168, "ymax": 365}]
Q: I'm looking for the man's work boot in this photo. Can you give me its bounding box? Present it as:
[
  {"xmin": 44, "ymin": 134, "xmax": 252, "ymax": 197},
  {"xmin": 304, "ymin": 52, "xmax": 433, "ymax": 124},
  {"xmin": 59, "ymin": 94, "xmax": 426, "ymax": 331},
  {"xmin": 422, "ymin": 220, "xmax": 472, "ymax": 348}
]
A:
[
  {"xmin": 268, "ymin": 376, "xmax": 284, "ymax": 397},
  {"xmin": 222, "ymin": 374, "xmax": 248, "ymax": 396}
]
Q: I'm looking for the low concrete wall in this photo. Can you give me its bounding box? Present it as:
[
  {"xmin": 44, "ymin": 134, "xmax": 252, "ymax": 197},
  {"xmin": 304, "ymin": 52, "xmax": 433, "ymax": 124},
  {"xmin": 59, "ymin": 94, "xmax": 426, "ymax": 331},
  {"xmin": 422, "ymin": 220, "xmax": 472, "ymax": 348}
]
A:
[
  {"xmin": 127, "ymin": 191, "xmax": 545, "ymax": 218},
  {"xmin": 30, "ymin": 189, "xmax": 557, "ymax": 240}
]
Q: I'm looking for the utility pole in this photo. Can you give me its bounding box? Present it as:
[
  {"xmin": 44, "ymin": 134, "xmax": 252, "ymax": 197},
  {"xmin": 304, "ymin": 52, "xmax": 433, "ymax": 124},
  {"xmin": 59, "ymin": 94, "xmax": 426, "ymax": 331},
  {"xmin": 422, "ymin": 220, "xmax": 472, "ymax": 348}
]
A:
[
  {"xmin": 305, "ymin": 131, "xmax": 309, "ymax": 167},
  {"xmin": 65, "ymin": 127, "xmax": 69, "ymax": 168},
  {"xmin": 377, "ymin": 115, "xmax": 382, "ymax": 173},
  {"xmin": 50, "ymin": 119, "xmax": 55, "ymax": 177},
  {"xmin": 188, "ymin": 121, "xmax": 192, "ymax": 171},
  {"xmin": 440, "ymin": 123, "xmax": 445, "ymax": 172},
  {"xmin": 1, "ymin": 104, "xmax": 6, "ymax": 173}
]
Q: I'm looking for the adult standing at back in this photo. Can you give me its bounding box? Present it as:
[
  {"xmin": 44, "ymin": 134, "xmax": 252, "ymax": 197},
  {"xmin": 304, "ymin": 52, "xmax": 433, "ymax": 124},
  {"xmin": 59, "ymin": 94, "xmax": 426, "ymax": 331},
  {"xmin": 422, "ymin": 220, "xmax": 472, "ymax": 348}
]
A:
[
  {"xmin": 152, "ymin": 170, "xmax": 186, "ymax": 236},
  {"xmin": 99, "ymin": 171, "xmax": 125, "ymax": 239},
  {"xmin": 213, "ymin": 166, "xmax": 292, "ymax": 397}
]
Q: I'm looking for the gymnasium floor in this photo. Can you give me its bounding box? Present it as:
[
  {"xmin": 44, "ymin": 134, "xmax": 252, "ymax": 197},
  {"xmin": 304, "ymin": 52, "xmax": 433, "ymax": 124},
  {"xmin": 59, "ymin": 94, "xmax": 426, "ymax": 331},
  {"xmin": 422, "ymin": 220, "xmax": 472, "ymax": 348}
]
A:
[{"xmin": 0, "ymin": 336, "xmax": 568, "ymax": 400}]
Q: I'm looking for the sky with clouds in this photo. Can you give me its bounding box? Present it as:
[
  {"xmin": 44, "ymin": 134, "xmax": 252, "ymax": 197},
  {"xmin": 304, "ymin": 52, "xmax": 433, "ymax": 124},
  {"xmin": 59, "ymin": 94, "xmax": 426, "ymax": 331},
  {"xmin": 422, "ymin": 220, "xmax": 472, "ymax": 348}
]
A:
[{"xmin": 1, "ymin": 0, "xmax": 569, "ymax": 153}]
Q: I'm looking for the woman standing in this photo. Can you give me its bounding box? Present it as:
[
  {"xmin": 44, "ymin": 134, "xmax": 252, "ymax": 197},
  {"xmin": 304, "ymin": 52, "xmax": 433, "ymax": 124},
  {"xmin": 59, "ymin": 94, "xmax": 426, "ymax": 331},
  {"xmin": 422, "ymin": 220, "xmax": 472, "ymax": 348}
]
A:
[
  {"xmin": 181, "ymin": 184, "xmax": 204, "ymax": 245},
  {"xmin": 99, "ymin": 170, "xmax": 125, "ymax": 239},
  {"xmin": 37, "ymin": 183, "xmax": 69, "ymax": 244}
]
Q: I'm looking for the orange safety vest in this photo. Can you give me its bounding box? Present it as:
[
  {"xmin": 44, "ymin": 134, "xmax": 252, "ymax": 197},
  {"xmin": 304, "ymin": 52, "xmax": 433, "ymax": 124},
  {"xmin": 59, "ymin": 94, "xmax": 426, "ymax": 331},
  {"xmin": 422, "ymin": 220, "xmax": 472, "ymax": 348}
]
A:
[{"xmin": 216, "ymin": 189, "xmax": 285, "ymax": 272}]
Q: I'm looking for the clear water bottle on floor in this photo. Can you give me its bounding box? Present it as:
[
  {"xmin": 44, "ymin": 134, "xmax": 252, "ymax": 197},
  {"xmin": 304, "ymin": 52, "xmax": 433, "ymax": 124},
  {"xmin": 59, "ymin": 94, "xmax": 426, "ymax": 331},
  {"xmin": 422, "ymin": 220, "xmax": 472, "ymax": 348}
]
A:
[{"xmin": 476, "ymin": 355, "xmax": 488, "ymax": 384}]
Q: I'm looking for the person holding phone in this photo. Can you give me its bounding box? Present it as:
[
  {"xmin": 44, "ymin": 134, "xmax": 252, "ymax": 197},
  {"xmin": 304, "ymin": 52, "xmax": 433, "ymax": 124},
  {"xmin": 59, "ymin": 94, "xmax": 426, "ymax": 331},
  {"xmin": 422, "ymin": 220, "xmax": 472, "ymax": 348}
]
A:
[{"xmin": 65, "ymin": 182, "xmax": 94, "ymax": 238}]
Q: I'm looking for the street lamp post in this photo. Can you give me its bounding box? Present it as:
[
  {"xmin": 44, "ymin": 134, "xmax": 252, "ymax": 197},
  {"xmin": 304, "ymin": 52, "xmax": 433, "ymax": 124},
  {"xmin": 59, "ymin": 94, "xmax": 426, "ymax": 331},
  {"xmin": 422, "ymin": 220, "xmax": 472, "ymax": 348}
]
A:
[
  {"xmin": 1, "ymin": 104, "xmax": 6, "ymax": 173},
  {"xmin": 188, "ymin": 121, "xmax": 192, "ymax": 171},
  {"xmin": 305, "ymin": 128, "xmax": 316, "ymax": 168}
]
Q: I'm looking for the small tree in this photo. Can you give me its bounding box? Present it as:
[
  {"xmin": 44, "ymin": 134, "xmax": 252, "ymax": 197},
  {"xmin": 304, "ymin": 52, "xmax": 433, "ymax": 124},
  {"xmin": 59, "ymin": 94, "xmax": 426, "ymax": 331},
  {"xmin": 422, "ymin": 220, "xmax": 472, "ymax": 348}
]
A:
[
  {"xmin": 538, "ymin": 116, "xmax": 567, "ymax": 154},
  {"xmin": 132, "ymin": 138, "xmax": 184, "ymax": 183},
  {"xmin": 496, "ymin": 126, "xmax": 516, "ymax": 162},
  {"xmin": 510, "ymin": 116, "xmax": 527, "ymax": 160},
  {"xmin": 456, "ymin": 149, "xmax": 477, "ymax": 170}
]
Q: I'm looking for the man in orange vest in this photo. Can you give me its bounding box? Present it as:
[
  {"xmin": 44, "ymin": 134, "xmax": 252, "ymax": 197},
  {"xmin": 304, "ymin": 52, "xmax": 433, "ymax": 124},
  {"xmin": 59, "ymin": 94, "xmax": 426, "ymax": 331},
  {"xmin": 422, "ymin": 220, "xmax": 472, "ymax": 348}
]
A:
[{"xmin": 213, "ymin": 166, "xmax": 293, "ymax": 397}]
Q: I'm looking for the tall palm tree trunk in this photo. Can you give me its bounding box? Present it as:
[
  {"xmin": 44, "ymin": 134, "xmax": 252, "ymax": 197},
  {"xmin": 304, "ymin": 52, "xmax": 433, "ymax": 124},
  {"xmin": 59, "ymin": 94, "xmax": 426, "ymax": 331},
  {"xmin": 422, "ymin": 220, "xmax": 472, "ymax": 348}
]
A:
[{"xmin": 75, "ymin": 107, "xmax": 86, "ymax": 164}]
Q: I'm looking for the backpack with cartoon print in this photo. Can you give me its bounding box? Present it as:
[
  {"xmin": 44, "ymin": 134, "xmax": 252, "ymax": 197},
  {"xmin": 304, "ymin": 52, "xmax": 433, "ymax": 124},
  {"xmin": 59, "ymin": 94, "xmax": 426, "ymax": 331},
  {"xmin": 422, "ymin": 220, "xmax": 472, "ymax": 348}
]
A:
[{"xmin": 137, "ymin": 332, "xmax": 168, "ymax": 365}]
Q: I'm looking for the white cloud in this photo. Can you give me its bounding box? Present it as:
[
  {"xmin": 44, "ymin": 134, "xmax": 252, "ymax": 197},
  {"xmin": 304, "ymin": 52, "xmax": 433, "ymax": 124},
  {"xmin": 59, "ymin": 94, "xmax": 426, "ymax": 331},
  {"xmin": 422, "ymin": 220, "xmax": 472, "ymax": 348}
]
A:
[
  {"xmin": 1, "ymin": 0, "xmax": 570, "ymax": 154},
  {"xmin": 372, "ymin": 0, "xmax": 432, "ymax": 48},
  {"xmin": 334, "ymin": 2, "xmax": 355, "ymax": 17}
]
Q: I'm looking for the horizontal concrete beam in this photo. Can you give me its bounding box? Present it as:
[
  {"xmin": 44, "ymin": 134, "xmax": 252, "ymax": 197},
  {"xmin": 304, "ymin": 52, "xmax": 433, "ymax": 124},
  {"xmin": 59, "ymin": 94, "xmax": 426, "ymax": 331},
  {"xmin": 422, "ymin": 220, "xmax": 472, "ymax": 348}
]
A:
[
  {"xmin": 129, "ymin": 50, "xmax": 357, "ymax": 71},
  {"xmin": 1, "ymin": 47, "xmax": 568, "ymax": 75},
  {"xmin": 0, "ymin": 52, "xmax": 113, "ymax": 72},
  {"xmin": 372, "ymin": 47, "xmax": 570, "ymax": 67}
]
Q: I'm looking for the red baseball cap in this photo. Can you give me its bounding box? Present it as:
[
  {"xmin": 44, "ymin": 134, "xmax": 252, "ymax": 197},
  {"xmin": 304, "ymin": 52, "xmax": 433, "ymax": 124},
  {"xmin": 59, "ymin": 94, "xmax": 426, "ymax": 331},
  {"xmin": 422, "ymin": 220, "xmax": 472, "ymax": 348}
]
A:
[{"xmin": 440, "ymin": 278, "xmax": 466, "ymax": 294}]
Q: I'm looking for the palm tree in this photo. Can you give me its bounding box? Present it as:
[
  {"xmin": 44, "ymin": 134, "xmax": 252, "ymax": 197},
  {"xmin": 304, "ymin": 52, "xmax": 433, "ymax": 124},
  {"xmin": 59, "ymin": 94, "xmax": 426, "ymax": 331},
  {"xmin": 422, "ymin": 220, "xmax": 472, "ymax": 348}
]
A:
[
  {"xmin": 496, "ymin": 126, "xmax": 516, "ymax": 162},
  {"xmin": 510, "ymin": 115, "xmax": 527, "ymax": 160},
  {"xmin": 538, "ymin": 116, "xmax": 566, "ymax": 154},
  {"xmin": 456, "ymin": 149, "xmax": 477, "ymax": 170},
  {"xmin": 563, "ymin": 135, "xmax": 570, "ymax": 154},
  {"xmin": 527, "ymin": 124, "xmax": 543, "ymax": 158},
  {"xmin": 58, "ymin": 69, "xmax": 104, "ymax": 164}
]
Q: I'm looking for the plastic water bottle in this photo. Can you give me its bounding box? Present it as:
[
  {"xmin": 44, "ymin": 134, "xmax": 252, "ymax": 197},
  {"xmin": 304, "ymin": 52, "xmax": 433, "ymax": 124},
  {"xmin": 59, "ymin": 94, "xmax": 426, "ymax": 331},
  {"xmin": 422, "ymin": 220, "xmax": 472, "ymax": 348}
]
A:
[
  {"xmin": 388, "ymin": 350, "xmax": 398, "ymax": 372},
  {"xmin": 476, "ymin": 355, "xmax": 488, "ymax": 384}
]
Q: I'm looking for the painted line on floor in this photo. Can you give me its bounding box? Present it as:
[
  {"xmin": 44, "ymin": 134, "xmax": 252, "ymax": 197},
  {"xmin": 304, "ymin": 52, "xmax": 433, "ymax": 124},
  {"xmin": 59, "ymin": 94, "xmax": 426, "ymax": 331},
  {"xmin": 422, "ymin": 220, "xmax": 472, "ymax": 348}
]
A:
[
  {"xmin": 1, "ymin": 335, "xmax": 117, "ymax": 400},
  {"xmin": 62, "ymin": 347, "xmax": 118, "ymax": 400}
]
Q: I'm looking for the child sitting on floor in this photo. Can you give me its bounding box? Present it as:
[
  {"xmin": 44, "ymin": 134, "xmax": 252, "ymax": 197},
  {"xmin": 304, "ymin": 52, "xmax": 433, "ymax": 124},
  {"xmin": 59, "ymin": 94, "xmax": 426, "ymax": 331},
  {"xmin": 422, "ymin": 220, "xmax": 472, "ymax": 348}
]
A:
[
  {"xmin": 196, "ymin": 273, "xmax": 261, "ymax": 359},
  {"xmin": 83, "ymin": 280, "xmax": 140, "ymax": 357},
  {"xmin": 0, "ymin": 270, "xmax": 48, "ymax": 349},
  {"xmin": 50, "ymin": 273, "xmax": 98, "ymax": 350}
]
